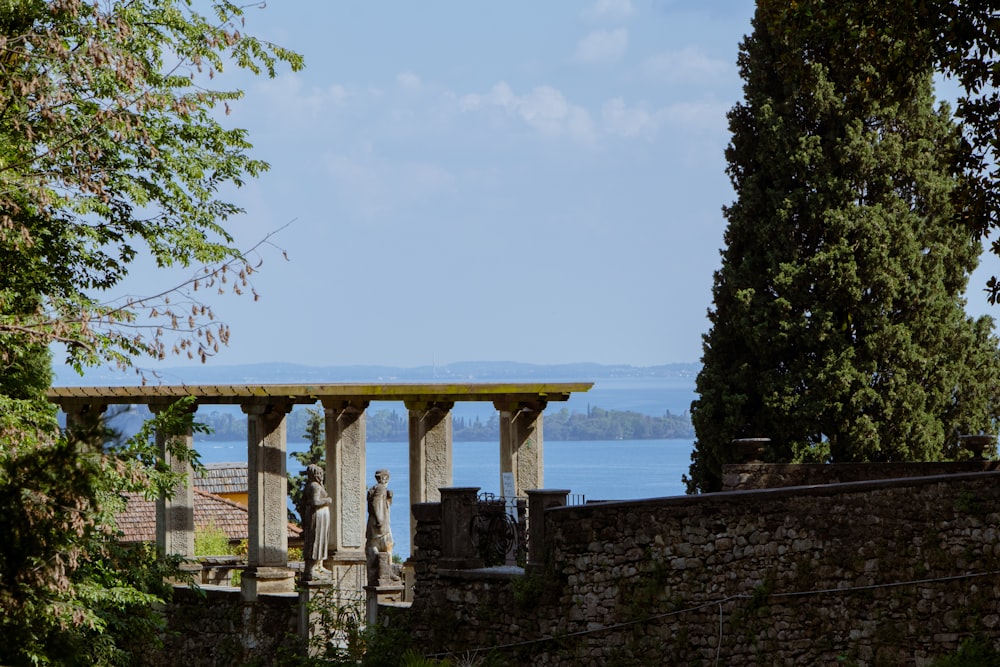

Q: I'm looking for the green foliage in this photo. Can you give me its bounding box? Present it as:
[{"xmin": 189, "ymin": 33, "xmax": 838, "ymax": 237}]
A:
[
  {"xmin": 930, "ymin": 637, "xmax": 1000, "ymax": 666},
  {"xmin": 288, "ymin": 407, "xmax": 325, "ymax": 523},
  {"xmin": 0, "ymin": 395, "xmax": 206, "ymax": 665},
  {"xmin": 543, "ymin": 406, "xmax": 693, "ymax": 440},
  {"xmin": 0, "ymin": 0, "xmax": 303, "ymax": 370},
  {"xmin": 399, "ymin": 651, "xmax": 452, "ymax": 667},
  {"xmin": 279, "ymin": 591, "xmax": 447, "ymax": 667},
  {"xmin": 0, "ymin": 1, "xmax": 301, "ymax": 664},
  {"xmin": 195, "ymin": 521, "xmax": 237, "ymax": 557},
  {"xmin": 688, "ymin": 0, "xmax": 1000, "ymax": 492},
  {"xmin": 305, "ymin": 588, "xmax": 367, "ymax": 664},
  {"xmin": 357, "ymin": 613, "xmax": 417, "ymax": 667},
  {"xmin": 954, "ymin": 490, "xmax": 987, "ymax": 516},
  {"xmin": 511, "ymin": 568, "xmax": 563, "ymax": 610}
]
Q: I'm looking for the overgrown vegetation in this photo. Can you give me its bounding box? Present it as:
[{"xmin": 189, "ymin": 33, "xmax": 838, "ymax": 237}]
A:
[
  {"xmin": 194, "ymin": 521, "xmax": 238, "ymax": 557},
  {"xmin": 288, "ymin": 407, "xmax": 326, "ymax": 522},
  {"xmin": 0, "ymin": 1, "xmax": 301, "ymax": 664},
  {"xmin": 0, "ymin": 398, "xmax": 207, "ymax": 665},
  {"xmin": 931, "ymin": 637, "xmax": 1000, "ymax": 666}
]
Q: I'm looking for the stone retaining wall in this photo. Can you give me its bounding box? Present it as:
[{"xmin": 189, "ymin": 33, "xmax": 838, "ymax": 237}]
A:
[
  {"xmin": 404, "ymin": 471, "xmax": 1000, "ymax": 665},
  {"xmin": 142, "ymin": 586, "xmax": 301, "ymax": 667}
]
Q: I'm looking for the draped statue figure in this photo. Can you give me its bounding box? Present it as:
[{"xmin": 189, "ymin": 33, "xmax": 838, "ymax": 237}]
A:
[
  {"xmin": 302, "ymin": 464, "xmax": 332, "ymax": 581},
  {"xmin": 365, "ymin": 469, "xmax": 400, "ymax": 586}
]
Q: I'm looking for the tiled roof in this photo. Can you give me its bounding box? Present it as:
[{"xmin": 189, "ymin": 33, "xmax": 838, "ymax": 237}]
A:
[
  {"xmin": 115, "ymin": 489, "xmax": 301, "ymax": 543},
  {"xmin": 116, "ymin": 492, "xmax": 156, "ymax": 543},
  {"xmin": 195, "ymin": 462, "xmax": 248, "ymax": 496}
]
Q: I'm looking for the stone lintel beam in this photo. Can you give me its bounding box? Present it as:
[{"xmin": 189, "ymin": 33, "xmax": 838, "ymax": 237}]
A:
[
  {"xmin": 494, "ymin": 400, "xmax": 547, "ymax": 497},
  {"xmin": 320, "ymin": 398, "xmax": 371, "ymax": 559},
  {"xmin": 59, "ymin": 398, "xmax": 110, "ymax": 416}
]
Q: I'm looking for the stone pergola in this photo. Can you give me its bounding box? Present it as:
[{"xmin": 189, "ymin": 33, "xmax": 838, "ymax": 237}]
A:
[{"xmin": 48, "ymin": 382, "xmax": 591, "ymax": 598}]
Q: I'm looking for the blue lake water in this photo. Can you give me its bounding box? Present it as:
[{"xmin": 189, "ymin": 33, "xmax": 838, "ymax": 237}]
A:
[{"xmin": 194, "ymin": 437, "xmax": 695, "ymax": 558}]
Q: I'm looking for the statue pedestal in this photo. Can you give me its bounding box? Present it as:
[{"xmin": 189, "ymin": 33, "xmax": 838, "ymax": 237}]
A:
[
  {"xmin": 167, "ymin": 559, "xmax": 204, "ymax": 585},
  {"xmin": 241, "ymin": 566, "xmax": 295, "ymax": 601},
  {"xmin": 298, "ymin": 578, "xmax": 334, "ymax": 651},
  {"xmin": 364, "ymin": 583, "xmax": 406, "ymax": 625},
  {"xmin": 322, "ymin": 550, "xmax": 367, "ymax": 592},
  {"xmin": 370, "ymin": 551, "xmax": 402, "ymax": 587}
]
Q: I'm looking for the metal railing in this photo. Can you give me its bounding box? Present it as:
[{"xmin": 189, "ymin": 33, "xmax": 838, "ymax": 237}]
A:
[{"xmin": 473, "ymin": 492, "xmax": 526, "ymax": 567}]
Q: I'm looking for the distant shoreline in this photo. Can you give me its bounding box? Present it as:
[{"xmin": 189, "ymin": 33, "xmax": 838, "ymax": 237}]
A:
[{"xmin": 53, "ymin": 359, "xmax": 701, "ymax": 386}]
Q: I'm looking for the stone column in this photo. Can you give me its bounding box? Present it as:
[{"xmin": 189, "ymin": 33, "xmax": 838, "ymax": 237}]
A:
[
  {"xmin": 439, "ymin": 487, "xmax": 483, "ymax": 570},
  {"xmin": 61, "ymin": 400, "xmax": 108, "ymax": 445},
  {"xmin": 149, "ymin": 401, "xmax": 196, "ymax": 560},
  {"xmin": 526, "ymin": 489, "xmax": 569, "ymax": 572},
  {"xmin": 241, "ymin": 400, "xmax": 295, "ymax": 599},
  {"xmin": 405, "ymin": 401, "xmax": 454, "ymax": 545},
  {"xmin": 495, "ymin": 400, "xmax": 546, "ymax": 497},
  {"xmin": 320, "ymin": 398, "xmax": 370, "ymax": 590}
]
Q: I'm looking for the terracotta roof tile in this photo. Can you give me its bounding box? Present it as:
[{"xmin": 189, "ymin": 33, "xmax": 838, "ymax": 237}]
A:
[
  {"xmin": 116, "ymin": 489, "xmax": 301, "ymax": 543},
  {"xmin": 195, "ymin": 462, "xmax": 248, "ymax": 495}
]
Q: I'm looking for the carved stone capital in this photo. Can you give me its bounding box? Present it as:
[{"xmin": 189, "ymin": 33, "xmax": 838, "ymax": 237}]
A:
[
  {"xmin": 240, "ymin": 400, "xmax": 294, "ymax": 416},
  {"xmin": 404, "ymin": 400, "xmax": 455, "ymax": 414},
  {"xmin": 492, "ymin": 399, "xmax": 547, "ymax": 414},
  {"xmin": 321, "ymin": 398, "xmax": 370, "ymax": 415}
]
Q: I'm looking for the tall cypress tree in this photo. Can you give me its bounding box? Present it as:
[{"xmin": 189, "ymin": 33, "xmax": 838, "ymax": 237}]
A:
[{"xmin": 687, "ymin": 1, "xmax": 1000, "ymax": 493}]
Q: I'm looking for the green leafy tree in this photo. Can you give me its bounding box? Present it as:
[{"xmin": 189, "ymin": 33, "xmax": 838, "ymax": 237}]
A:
[
  {"xmin": 688, "ymin": 1, "xmax": 1000, "ymax": 493},
  {"xmin": 289, "ymin": 407, "xmax": 325, "ymax": 523},
  {"xmin": 755, "ymin": 1, "xmax": 1000, "ymax": 301},
  {"xmin": 0, "ymin": 0, "xmax": 301, "ymax": 664},
  {"xmin": 0, "ymin": 0, "xmax": 301, "ymax": 369},
  {"xmin": 0, "ymin": 397, "xmax": 210, "ymax": 666}
]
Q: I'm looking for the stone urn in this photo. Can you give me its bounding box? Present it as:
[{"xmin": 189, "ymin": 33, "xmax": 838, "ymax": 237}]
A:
[
  {"xmin": 731, "ymin": 437, "xmax": 771, "ymax": 464},
  {"xmin": 958, "ymin": 434, "xmax": 994, "ymax": 461}
]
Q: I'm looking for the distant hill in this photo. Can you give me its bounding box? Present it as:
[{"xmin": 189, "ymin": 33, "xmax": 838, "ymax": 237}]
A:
[{"xmin": 52, "ymin": 360, "xmax": 700, "ymax": 386}]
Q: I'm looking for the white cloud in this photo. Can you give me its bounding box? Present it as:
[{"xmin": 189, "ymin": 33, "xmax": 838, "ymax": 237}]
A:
[
  {"xmin": 602, "ymin": 98, "xmax": 731, "ymax": 138},
  {"xmin": 643, "ymin": 48, "xmax": 733, "ymax": 84},
  {"xmin": 401, "ymin": 162, "xmax": 456, "ymax": 199},
  {"xmin": 602, "ymin": 98, "xmax": 659, "ymax": 138},
  {"xmin": 574, "ymin": 28, "xmax": 629, "ymax": 64},
  {"xmin": 660, "ymin": 100, "xmax": 731, "ymax": 133},
  {"xmin": 580, "ymin": 0, "xmax": 636, "ymax": 23},
  {"xmin": 397, "ymin": 71, "xmax": 422, "ymax": 91},
  {"xmin": 460, "ymin": 82, "xmax": 597, "ymax": 145},
  {"xmin": 323, "ymin": 148, "xmax": 456, "ymax": 219},
  {"xmin": 253, "ymin": 74, "xmax": 353, "ymax": 122}
]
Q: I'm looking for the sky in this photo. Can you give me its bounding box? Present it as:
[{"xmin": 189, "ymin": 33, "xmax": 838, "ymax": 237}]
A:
[{"xmin": 101, "ymin": 0, "xmax": 1000, "ymax": 375}]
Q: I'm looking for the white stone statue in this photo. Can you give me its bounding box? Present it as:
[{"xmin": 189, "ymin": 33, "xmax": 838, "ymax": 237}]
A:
[
  {"xmin": 302, "ymin": 464, "xmax": 332, "ymax": 580},
  {"xmin": 365, "ymin": 469, "xmax": 399, "ymax": 586}
]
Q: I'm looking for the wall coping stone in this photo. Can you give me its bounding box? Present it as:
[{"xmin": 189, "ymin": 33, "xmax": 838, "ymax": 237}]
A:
[
  {"xmin": 441, "ymin": 565, "xmax": 524, "ymax": 581},
  {"xmin": 548, "ymin": 469, "xmax": 1000, "ymax": 519}
]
